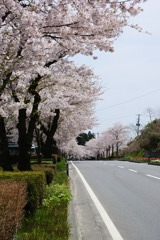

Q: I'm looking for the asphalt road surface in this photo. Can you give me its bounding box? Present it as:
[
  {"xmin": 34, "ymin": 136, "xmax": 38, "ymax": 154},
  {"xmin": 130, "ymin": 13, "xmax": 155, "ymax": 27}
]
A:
[{"xmin": 69, "ymin": 160, "xmax": 160, "ymax": 240}]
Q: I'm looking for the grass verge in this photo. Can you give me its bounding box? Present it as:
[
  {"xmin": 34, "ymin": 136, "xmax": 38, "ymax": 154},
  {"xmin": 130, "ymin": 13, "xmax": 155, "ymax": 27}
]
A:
[{"xmin": 16, "ymin": 160, "xmax": 71, "ymax": 240}]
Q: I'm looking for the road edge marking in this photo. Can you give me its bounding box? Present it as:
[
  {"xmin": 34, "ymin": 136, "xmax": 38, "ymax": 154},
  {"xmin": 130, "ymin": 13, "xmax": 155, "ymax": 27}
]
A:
[{"xmin": 71, "ymin": 161, "xmax": 124, "ymax": 240}]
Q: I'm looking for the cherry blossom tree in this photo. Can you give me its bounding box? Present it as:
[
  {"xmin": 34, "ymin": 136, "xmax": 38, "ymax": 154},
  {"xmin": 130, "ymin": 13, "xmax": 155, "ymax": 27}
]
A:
[
  {"xmin": 85, "ymin": 138, "xmax": 100, "ymax": 159},
  {"xmin": 0, "ymin": 0, "xmax": 148, "ymax": 170},
  {"xmin": 1, "ymin": 60, "xmax": 101, "ymax": 167},
  {"xmin": 86, "ymin": 123, "xmax": 130, "ymax": 159},
  {"xmin": 60, "ymin": 139, "xmax": 87, "ymax": 160},
  {"xmin": 38, "ymin": 60, "xmax": 101, "ymax": 157},
  {"xmin": 103, "ymin": 123, "xmax": 129, "ymax": 156},
  {"xmin": 0, "ymin": 0, "xmax": 146, "ymax": 96}
]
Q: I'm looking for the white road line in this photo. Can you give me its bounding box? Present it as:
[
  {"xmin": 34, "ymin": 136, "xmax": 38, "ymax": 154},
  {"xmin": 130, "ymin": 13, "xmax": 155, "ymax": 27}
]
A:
[
  {"xmin": 128, "ymin": 169, "xmax": 138, "ymax": 173},
  {"xmin": 71, "ymin": 161, "xmax": 124, "ymax": 240},
  {"xmin": 118, "ymin": 166, "xmax": 124, "ymax": 169},
  {"xmin": 146, "ymin": 174, "xmax": 160, "ymax": 180}
]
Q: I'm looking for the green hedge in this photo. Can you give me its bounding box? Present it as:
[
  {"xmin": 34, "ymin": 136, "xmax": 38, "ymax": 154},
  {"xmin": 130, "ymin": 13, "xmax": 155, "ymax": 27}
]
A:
[
  {"xmin": 0, "ymin": 171, "xmax": 46, "ymax": 214},
  {"xmin": 32, "ymin": 164, "xmax": 55, "ymax": 185}
]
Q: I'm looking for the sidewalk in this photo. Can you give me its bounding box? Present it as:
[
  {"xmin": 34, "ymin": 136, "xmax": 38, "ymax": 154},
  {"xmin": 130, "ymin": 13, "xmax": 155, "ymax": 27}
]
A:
[{"xmin": 68, "ymin": 162, "xmax": 112, "ymax": 240}]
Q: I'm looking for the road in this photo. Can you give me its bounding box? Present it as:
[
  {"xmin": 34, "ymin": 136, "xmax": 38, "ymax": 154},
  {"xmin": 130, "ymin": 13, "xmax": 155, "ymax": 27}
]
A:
[{"xmin": 69, "ymin": 160, "xmax": 160, "ymax": 240}]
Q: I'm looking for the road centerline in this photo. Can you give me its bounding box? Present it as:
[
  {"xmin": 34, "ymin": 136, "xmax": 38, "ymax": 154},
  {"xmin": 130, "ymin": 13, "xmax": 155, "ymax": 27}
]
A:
[
  {"xmin": 71, "ymin": 161, "xmax": 124, "ymax": 240},
  {"xmin": 118, "ymin": 166, "xmax": 124, "ymax": 169},
  {"xmin": 128, "ymin": 169, "xmax": 138, "ymax": 173},
  {"xmin": 146, "ymin": 174, "xmax": 160, "ymax": 180}
]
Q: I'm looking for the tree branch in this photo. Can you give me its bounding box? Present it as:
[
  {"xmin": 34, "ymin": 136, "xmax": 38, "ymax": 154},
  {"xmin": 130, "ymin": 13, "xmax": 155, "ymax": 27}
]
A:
[
  {"xmin": 0, "ymin": 72, "xmax": 12, "ymax": 96},
  {"xmin": 42, "ymin": 21, "xmax": 79, "ymax": 29},
  {"xmin": 45, "ymin": 51, "xmax": 67, "ymax": 68},
  {"xmin": 50, "ymin": 109, "xmax": 60, "ymax": 137},
  {"xmin": 2, "ymin": 11, "xmax": 12, "ymax": 22}
]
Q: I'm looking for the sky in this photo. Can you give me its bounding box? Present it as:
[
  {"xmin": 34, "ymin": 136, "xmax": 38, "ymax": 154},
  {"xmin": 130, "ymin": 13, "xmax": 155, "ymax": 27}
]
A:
[{"xmin": 72, "ymin": 0, "xmax": 160, "ymax": 137}]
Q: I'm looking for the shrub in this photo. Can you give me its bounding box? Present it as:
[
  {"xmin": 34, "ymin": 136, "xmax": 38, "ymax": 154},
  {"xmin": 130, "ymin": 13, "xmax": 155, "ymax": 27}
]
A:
[
  {"xmin": 32, "ymin": 164, "xmax": 55, "ymax": 185},
  {"xmin": 51, "ymin": 154, "xmax": 64, "ymax": 164},
  {"xmin": 43, "ymin": 183, "xmax": 71, "ymax": 208},
  {"xmin": 0, "ymin": 181, "xmax": 27, "ymax": 240},
  {"xmin": 56, "ymin": 159, "xmax": 67, "ymax": 171},
  {"xmin": 0, "ymin": 171, "xmax": 46, "ymax": 213},
  {"xmin": 149, "ymin": 159, "xmax": 160, "ymax": 165},
  {"xmin": 124, "ymin": 150, "xmax": 145, "ymax": 161},
  {"xmin": 44, "ymin": 169, "xmax": 54, "ymax": 185},
  {"xmin": 54, "ymin": 171, "xmax": 68, "ymax": 185}
]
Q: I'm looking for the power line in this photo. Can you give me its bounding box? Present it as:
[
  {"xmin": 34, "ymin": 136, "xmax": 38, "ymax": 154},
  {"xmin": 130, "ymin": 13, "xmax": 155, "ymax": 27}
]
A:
[
  {"xmin": 97, "ymin": 88, "xmax": 160, "ymax": 111},
  {"xmin": 100, "ymin": 113, "xmax": 137, "ymax": 121}
]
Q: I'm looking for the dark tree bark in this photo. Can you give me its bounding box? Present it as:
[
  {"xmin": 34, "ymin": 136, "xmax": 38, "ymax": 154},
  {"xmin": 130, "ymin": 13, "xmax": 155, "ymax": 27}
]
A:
[
  {"xmin": 111, "ymin": 144, "xmax": 114, "ymax": 157},
  {"xmin": 43, "ymin": 137, "xmax": 59, "ymax": 158},
  {"xmin": 106, "ymin": 147, "xmax": 109, "ymax": 158},
  {"xmin": 41, "ymin": 109, "xmax": 60, "ymax": 158},
  {"xmin": 0, "ymin": 117, "xmax": 13, "ymax": 171},
  {"xmin": 2, "ymin": 11, "xmax": 12, "ymax": 22},
  {"xmin": 0, "ymin": 72, "xmax": 12, "ymax": 96},
  {"xmin": 116, "ymin": 143, "xmax": 119, "ymax": 156},
  {"xmin": 27, "ymin": 92, "xmax": 41, "ymax": 149},
  {"xmin": 35, "ymin": 128, "xmax": 42, "ymax": 164},
  {"xmin": 108, "ymin": 145, "xmax": 111, "ymax": 157},
  {"xmin": 17, "ymin": 89, "xmax": 41, "ymax": 170},
  {"xmin": 17, "ymin": 109, "xmax": 31, "ymax": 170}
]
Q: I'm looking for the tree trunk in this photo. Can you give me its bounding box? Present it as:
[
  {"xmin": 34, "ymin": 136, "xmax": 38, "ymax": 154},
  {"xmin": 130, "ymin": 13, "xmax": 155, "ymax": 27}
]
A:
[
  {"xmin": 108, "ymin": 145, "xmax": 111, "ymax": 157},
  {"xmin": 35, "ymin": 128, "xmax": 42, "ymax": 164},
  {"xmin": 42, "ymin": 109, "xmax": 60, "ymax": 158},
  {"xmin": 111, "ymin": 144, "xmax": 114, "ymax": 157},
  {"xmin": 116, "ymin": 143, "xmax": 119, "ymax": 156},
  {"xmin": 27, "ymin": 92, "xmax": 41, "ymax": 150},
  {"xmin": 43, "ymin": 136, "xmax": 54, "ymax": 158},
  {"xmin": 43, "ymin": 137, "xmax": 59, "ymax": 158},
  {"xmin": 106, "ymin": 147, "xmax": 109, "ymax": 158},
  {"xmin": 17, "ymin": 109, "xmax": 31, "ymax": 171},
  {"xmin": 0, "ymin": 117, "xmax": 13, "ymax": 171}
]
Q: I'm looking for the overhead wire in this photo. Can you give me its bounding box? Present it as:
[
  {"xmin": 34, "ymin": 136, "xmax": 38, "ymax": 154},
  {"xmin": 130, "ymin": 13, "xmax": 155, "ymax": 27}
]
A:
[
  {"xmin": 101, "ymin": 113, "xmax": 139, "ymax": 122},
  {"xmin": 97, "ymin": 88, "xmax": 160, "ymax": 111}
]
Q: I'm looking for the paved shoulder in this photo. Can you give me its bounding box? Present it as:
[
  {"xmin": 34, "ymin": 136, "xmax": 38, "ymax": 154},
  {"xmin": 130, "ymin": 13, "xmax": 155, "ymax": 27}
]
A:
[{"xmin": 68, "ymin": 162, "xmax": 112, "ymax": 240}]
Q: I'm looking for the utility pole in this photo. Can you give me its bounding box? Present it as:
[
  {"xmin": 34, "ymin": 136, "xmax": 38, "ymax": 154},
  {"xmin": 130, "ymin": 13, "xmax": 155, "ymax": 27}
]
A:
[
  {"xmin": 136, "ymin": 114, "xmax": 141, "ymax": 136},
  {"xmin": 94, "ymin": 132, "xmax": 99, "ymax": 138}
]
